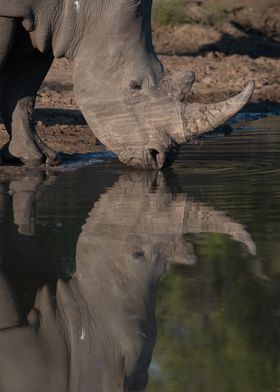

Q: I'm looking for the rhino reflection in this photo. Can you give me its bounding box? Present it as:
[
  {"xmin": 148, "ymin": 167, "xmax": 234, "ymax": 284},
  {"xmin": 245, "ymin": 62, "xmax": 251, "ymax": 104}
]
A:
[{"xmin": 0, "ymin": 171, "xmax": 255, "ymax": 391}]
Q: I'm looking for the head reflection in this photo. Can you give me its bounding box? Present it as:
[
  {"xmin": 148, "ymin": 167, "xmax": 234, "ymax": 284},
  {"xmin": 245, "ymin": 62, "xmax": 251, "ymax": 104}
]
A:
[{"xmin": 0, "ymin": 170, "xmax": 255, "ymax": 391}]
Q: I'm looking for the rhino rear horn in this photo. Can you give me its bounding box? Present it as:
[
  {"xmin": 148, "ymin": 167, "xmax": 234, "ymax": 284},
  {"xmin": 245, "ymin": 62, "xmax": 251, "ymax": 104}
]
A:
[
  {"xmin": 174, "ymin": 70, "xmax": 196, "ymax": 101},
  {"xmin": 164, "ymin": 70, "xmax": 196, "ymax": 101}
]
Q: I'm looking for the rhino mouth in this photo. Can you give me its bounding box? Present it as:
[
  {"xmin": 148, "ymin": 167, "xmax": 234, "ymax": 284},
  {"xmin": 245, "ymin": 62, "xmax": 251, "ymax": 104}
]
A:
[{"xmin": 118, "ymin": 147, "xmax": 179, "ymax": 170}]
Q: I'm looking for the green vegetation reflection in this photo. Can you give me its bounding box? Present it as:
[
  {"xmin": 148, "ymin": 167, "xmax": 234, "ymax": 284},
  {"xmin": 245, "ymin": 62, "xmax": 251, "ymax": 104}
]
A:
[{"xmin": 148, "ymin": 234, "xmax": 280, "ymax": 392}]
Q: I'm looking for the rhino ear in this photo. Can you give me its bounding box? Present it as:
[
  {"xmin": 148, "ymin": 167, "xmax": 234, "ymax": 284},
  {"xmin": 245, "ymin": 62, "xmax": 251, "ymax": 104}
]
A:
[
  {"xmin": 167, "ymin": 239, "xmax": 197, "ymax": 266},
  {"xmin": 165, "ymin": 70, "xmax": 196, "ymax": 102},
  {"xmin": 174, "ymin": 240, "xmax": 197, "ymax": 266}
]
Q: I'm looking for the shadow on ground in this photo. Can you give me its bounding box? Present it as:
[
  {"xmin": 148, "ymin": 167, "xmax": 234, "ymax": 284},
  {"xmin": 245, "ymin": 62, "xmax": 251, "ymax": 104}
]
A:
[
  {"xmin": 35, "ymin": 108, "xmax": 87, "ymax": 126},
  {"xmin": 41, "ymin": 82, "xmax": 73, "ymax": 92},
  {"xmin": 180, "ymin": 22, "xmax": 280, "ymax": 59}
]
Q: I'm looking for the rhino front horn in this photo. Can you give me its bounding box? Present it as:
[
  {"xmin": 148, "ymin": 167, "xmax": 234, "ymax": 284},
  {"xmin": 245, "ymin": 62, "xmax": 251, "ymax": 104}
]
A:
[{"xmin": 175, "ymin": 81, "xmax": 255, "ymax": 144}]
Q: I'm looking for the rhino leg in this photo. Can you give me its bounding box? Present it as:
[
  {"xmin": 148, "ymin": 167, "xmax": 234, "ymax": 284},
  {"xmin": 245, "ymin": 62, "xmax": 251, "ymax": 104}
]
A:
[
  {"xmin": 0, "ymin": 50, "xmax": 59, "ymax": 166},
  {"xmin": 0, "ymin": 183, "xmax": 21, "ymax": 327},
  {"xmin": 0, "ymin": 18, "xmax": 19, "ymax": 164},
  {"xmin": 10, "ymin": 174, "xmax": 43, "ymax": 236},
  {"xmin": 0, "ymin": 271, "xmax": 21, "ymax": 329},
  {"xmin": 0, "ymin": 17, "xmax": 16, "ymax": 71}
]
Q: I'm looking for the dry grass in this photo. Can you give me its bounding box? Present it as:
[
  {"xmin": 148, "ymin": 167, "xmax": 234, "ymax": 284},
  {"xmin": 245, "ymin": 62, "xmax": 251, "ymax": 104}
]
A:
[{"xmin": 152, "ymin": 0, "xmax": 235, "ymax": 28}]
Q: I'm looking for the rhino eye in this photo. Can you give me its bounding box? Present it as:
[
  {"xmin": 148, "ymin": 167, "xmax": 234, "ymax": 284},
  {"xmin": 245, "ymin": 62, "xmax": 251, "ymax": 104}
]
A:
[
  {"xmin": 132, "ymin": 250, "xmax": 145, "ymax": 259},
  {"xmin": 129, "ymin": 80, "xmax": 142, "ymax": 90}
]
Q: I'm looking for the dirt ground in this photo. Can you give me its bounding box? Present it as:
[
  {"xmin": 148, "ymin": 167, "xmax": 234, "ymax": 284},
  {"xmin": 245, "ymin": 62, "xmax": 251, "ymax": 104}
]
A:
[{"xmin": 0, "ymin": 0, "xmax": 279, "ymax": 155}]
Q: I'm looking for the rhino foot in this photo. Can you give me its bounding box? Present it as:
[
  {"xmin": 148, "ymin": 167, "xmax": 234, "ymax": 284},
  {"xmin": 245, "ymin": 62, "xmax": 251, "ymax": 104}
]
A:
[
  {"xmin": 7, "ymin": 138, "xmax": 61, "ymax": 167},
  {"xmin": 9, "ymin": 135, "xmax": 44, "ymax": 166},
  {"xmin": 45, "ymin": 153, "xmax": 63, "ymax": 167},
  {"xmin": 33, "ymin": 134, "xmax": 62, "ymax": 167}
]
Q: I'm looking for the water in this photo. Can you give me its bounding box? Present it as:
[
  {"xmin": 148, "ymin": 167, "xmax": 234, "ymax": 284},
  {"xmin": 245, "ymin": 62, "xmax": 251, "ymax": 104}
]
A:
[{"xmin": 0, "ymin": 114, "xmax": 279, "ymax": 391}]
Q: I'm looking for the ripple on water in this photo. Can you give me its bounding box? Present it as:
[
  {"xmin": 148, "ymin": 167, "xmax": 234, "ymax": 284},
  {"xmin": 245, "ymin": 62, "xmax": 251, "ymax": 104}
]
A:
[
  {"xmin": 174, "ymin": 114, "xmax": 280, "ymax": 179},
  {"xmin": 0, "ymin": 113, "xmax": 279, "ymax": 392}
]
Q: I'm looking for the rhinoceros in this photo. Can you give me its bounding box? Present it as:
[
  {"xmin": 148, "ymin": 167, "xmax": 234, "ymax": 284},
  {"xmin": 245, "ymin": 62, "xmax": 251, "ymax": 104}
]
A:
[
  {"xmin": 0, "ymin": 170, "xmax": 256, "ymax": 391},
  {"xmin": 0, "ymin": 0, "xmax": 254, "ymax": 169}
]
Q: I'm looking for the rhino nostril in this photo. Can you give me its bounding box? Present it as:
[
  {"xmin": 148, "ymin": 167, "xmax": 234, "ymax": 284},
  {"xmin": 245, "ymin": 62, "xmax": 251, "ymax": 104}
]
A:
[
  {"xmin": 148, "ymin": 149, "xmax": 159, "ymax": 161},
  {"xmin": 148, "ymin": 148, "xmax": 162, "ymax": 169},
  {"xmin": 148, "ymin": 149, "xmax": 167, "ymax": 169}
]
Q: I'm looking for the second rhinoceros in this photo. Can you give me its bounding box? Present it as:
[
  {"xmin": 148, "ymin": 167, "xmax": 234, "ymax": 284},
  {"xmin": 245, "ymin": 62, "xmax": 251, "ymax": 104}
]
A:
[{"xmin": 0, "ymin": 0, "xmax": 254, "ymax": 169}]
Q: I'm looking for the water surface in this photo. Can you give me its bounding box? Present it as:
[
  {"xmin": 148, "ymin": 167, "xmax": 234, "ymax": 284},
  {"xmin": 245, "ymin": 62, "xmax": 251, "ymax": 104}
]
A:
[{"xmin": 0, "ymin": 114, "xmax": 279, "ymax": 391}]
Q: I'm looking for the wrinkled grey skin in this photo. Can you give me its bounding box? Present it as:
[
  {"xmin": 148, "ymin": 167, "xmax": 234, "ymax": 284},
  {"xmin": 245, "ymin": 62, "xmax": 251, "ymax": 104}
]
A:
[
  {"xmin": 0, "ymin": 171, "xmax": 256, "ymax": 391},
  {"xmin": 0, "ymin": 0, "xmax": 254, "ymax": 169}
]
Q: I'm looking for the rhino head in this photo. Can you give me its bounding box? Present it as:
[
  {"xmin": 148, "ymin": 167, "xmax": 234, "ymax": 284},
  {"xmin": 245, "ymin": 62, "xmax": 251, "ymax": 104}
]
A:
[{"xmin": 68, "ymin": 0, "xmax": 254, "ymax": 169}]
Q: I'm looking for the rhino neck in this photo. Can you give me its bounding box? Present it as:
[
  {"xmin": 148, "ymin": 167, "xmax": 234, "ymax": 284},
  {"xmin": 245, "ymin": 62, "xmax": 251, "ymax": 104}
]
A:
[
  {"xmin": 53, "ymin": 0, "xmax": 155, "ymax": 61},
  {"xmin": 70, "ymin": 0, "xmax": 159, "ymax": 66},
  {"xmin": 55, "ymin": 278, "xmax": 126, "ymax": 392}
]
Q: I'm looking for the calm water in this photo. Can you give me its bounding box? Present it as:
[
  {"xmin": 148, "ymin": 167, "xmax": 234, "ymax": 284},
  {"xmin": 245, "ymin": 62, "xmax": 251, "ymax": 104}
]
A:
[{"xmin": 0, "ymin": 114, "xmax": 279, "ymax": 391}]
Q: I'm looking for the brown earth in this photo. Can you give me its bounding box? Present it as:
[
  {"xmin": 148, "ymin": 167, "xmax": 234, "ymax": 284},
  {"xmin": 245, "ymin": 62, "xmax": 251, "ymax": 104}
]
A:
[{"xmin": 0, "ymin": 0, "xmax": 279, "ymax": 155}]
